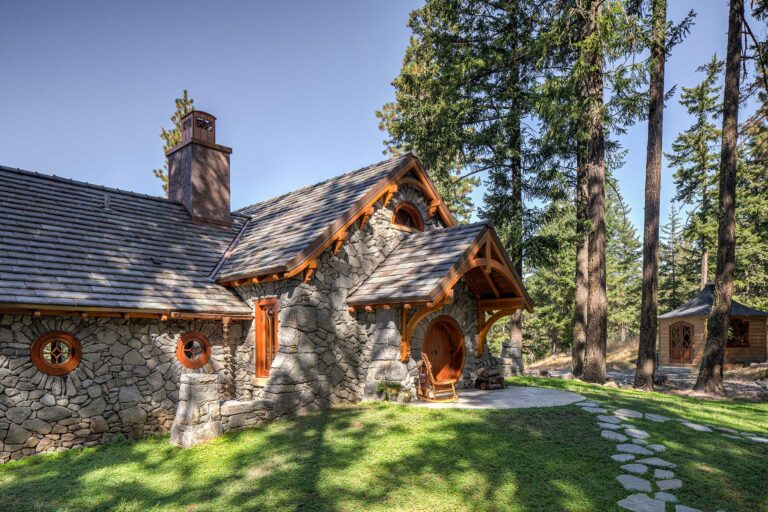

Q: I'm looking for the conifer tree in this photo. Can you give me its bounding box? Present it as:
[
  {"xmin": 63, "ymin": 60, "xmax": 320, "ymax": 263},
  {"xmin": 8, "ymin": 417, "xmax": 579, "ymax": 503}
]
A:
[
  {"xmin": 658, "ymin": 205, "xmax": 685, "ymax": 312},
  {"xmin": 153, "ymin": 90, "xmax": 195, "ymax": 195},
  {"xmin": 666, "ymin": 56, "xmax": 723, "ymax": 290}
]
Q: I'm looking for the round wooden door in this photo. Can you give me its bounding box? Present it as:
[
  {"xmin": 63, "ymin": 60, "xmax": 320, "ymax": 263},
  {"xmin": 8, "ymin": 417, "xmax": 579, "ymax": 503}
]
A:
[{"xmin": 423, "ymin": 316, "xmax": 465, "ymax": 381}]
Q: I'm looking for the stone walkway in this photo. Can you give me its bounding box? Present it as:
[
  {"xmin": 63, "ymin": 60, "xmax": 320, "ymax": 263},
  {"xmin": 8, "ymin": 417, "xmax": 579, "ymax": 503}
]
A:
[
  {"xmin": 574, "ymin": 399, "xmax": 768, "ymax": 512},
  {"xmin": 409, "ymin": 386, "xmax": 585, "ymax": 409}
]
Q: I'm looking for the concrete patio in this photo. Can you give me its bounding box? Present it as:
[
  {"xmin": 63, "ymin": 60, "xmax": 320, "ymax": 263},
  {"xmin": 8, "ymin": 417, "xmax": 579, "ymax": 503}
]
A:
[{"xmin": 409, "ymin": 385, "xmax": 585, "ymax": 409}]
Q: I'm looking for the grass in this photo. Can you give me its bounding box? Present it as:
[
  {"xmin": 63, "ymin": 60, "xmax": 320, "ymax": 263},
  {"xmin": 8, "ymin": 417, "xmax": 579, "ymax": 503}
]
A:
[
  {"xmin": 0, "ymin": 382, "xmax": 766, "ymax": 511},
  {"xmin": 510, "ymin": 377, "xmax": 768, "ymax": 511}
]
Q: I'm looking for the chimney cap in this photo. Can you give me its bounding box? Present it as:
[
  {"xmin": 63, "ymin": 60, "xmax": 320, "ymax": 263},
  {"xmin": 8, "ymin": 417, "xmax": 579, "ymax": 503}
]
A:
[{"xmin": 165, "ymin": 110, "xmax": 232, "ymax": 156}]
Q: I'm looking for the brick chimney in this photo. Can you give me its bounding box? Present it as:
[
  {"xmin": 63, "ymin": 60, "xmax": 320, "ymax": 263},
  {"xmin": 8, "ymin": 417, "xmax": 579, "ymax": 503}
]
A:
[{"xmin": 166, "ymin": 111, "xmax": 232, "ymax": 226}]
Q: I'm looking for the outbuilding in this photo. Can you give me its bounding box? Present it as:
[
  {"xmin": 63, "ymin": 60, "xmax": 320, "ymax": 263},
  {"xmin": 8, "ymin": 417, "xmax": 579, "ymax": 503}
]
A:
[{"xmin": 658, "ymin": 283, "xmax": 767, "ymax": 366}]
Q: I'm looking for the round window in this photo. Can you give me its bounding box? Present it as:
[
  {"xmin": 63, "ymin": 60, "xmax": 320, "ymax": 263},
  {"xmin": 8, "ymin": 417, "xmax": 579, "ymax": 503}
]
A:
[
  {"xmin": 31, "ymin": 332, "xmax": 82, "ymax": 376},
  {"xmin": 176, "ymin": 332, "xmax": 212, "ymax": 369}
]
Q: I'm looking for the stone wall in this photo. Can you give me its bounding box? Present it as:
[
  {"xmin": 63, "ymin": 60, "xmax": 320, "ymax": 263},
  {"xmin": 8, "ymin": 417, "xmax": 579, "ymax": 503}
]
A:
[
  {"xmin": 0, "ymin": 315, "xmax": 243, "ymax": 463},
  {"xmin": 361, "ymin": 281, "xmax": 498, "ymax": 396}
]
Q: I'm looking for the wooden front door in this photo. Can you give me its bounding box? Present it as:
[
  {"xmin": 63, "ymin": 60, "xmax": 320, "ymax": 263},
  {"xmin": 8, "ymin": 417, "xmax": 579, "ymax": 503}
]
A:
[
  {"xmin": 669, "ymin": 321, "xmax": 694, "ymax": 364},
  {"xmin": 423, "ymin": 316, "xmax": 465, "ymax": 381}
]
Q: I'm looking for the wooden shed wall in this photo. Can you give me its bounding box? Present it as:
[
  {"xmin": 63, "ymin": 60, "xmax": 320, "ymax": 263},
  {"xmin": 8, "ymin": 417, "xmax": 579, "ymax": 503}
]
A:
[{"xmin": 658, "ymin": 316, "xmax": 767, "ymax": 365}]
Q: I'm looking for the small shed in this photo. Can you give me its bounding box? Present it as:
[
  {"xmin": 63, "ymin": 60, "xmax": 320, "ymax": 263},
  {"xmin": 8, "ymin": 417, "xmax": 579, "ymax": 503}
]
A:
[{"xmin": 658, "ymin": 283, "xmax": 767, "ymax": 365}]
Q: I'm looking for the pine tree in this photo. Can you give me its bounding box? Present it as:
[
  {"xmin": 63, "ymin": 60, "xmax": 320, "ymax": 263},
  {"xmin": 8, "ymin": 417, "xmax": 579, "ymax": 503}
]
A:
[
  {"xmin": 659, "ymin": 205, "xmax": 685, "ymax": 312},
  {"xmin": 606, "ymin": 186, "xmax": 642, "ymax": 346},
  {"xmin": 666, "ymin": 56, "xmax": 723, "ymax": 289},
  {"xmin": 153, "ymin": 90, "xmax": 195, "ymax": 195},
  {"xmin": 695, "ymin": 0, "xmax": 743, "ymax": 394}
]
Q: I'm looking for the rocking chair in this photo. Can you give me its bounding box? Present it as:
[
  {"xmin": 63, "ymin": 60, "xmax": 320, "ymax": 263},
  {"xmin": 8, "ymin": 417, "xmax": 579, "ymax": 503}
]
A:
[{"xmin": 417, "ymin": 353, "xmax": 458, "ymax": 403}]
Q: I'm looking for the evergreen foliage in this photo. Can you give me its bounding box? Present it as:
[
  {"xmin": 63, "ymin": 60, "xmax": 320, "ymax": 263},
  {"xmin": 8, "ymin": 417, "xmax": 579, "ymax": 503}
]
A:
[{"xmin": 153, "ymin": 90, "xmax": 195, "ymax": 195}]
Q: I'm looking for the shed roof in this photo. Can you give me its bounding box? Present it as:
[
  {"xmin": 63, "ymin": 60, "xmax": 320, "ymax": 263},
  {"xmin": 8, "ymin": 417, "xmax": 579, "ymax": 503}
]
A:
[
  {"xmin": 0, "ymin": 166, "xmax": 250, "ymax": 315},
  {"xmin": 658, "ymin": 282, "xmax": 768, "ymax": 319}
]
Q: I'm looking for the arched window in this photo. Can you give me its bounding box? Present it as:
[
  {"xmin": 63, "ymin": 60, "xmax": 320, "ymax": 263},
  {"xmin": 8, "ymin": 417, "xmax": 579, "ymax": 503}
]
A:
[
  {"xmin": 392, "ymin": 202, "xmax": 424, "ymax": 231},
  {"xmin": 31, "ymin": 332, "xmax": 82, "ymax": 376},
  {"xmin": 176, "ymin": 332, "xmax": 212, "ymax": 369}
]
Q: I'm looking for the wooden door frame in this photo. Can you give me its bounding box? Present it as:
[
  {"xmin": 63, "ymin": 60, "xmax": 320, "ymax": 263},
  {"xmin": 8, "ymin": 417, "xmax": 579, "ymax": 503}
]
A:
[
  {"xmin": 669, "ymin": 320, "xmax": 694, "ymax": 364},
  {"xmin": 423, "ymin": 315, "xmax": 466, "ymax": 380}
]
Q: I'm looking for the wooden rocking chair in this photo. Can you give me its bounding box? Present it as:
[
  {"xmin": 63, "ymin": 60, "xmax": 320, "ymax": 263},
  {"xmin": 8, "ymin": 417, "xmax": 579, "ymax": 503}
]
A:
[{"xmin": 417, "ymin": 353, "xmax": 458, "ymax": 403}]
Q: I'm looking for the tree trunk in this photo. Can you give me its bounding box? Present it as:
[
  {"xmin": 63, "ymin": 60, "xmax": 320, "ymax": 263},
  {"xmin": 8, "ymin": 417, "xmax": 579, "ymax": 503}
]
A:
[
  {"xmin": 551, "ymin": 329, "xmax": 559, "ymax": 355},
  {"xmin": 635, "ymin": 0, "xmax": 666, "ymax": 391},
  {"xmin": 572, "ymin": 141, "xmax": 588, "ymax": 377},
  {"xmin": 507, "ymin": 40, "xmax": 525, "ymax": 375},
  {"xmin": 700, "ymin": 248, "xmax": 708, "ymax": 289},
  {"xmin": 694, "ymin": 0, "xmax": 742, "ymax": 394},
  {"xmin": 581, "ymin": 0, "xmax": 607, "ymax": 384}
]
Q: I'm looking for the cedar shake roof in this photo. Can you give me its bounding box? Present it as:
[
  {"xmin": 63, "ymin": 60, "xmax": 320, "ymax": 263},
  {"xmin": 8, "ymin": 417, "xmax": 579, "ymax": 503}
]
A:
[
  {"xmin": 215, "ymin": 153, "xmax": 416, "ymax": 281},
  {"xmin": 0, "ymin": 166, "xmax": 250, "ymax": 315},
  {"xmin": 659, "ymin": 282, "xmax": 768, "ymax": 319}
]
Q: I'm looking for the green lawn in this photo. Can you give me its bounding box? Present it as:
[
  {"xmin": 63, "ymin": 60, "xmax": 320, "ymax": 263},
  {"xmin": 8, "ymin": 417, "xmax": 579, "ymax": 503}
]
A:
[{"xmin": 0, "ymin": 382, "xmax": 766, "ymax": 512}]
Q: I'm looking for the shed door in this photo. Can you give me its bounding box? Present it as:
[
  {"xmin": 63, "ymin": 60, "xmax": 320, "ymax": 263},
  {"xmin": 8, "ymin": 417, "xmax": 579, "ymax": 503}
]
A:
[{"xmin": 670, "ymin": 321, "xmax": 694, "ymax": 363}]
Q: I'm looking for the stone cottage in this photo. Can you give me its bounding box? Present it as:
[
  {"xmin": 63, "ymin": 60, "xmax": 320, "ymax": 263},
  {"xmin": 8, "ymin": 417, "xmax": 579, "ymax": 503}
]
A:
[{"xmin": 0, "ymin": 111, "xmax": 532, "ymax": 462}]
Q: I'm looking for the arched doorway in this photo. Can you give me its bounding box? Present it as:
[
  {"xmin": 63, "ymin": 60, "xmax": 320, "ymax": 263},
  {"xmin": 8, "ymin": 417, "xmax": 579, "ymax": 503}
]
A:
[
  {"xmin": 669, "ymin": 321, "xmax": 694, "ymax": 363},
  {"xmin": 423, "ymin": 316, "xmax": 465, "ymax": 381}
]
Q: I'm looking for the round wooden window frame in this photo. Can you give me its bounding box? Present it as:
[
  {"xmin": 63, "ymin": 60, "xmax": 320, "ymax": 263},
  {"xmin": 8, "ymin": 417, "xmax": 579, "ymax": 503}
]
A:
[
  {"xmin": 392, "ymin": 202, "xmax": 424, "ymax": 231},
  {"xmin": 176, "ymin": 332, "xmax": 212, "ymax": 369},
  {"xmin": 31, "ymin": 331, "xmax": 82, "ymax": 376}
]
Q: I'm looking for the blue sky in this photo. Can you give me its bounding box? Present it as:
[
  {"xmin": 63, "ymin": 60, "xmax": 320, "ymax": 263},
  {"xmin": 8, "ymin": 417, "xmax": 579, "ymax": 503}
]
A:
[{"xmin": 0, "ymin": 1, "xmax": 759, "ymax": 232}]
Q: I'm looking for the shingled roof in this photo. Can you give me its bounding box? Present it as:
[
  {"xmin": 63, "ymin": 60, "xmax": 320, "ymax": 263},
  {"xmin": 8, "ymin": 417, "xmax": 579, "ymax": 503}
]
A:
[
  {"xmin": 215, "ymin": 152, "xmax": 416, "ymax": 281},
  {"xmin": 347, "ymin": 222, "xmax": 489, "ymax": 305},
  {"xmin": 659, "ymin": 282, "xmax": 768, "ymax": 319},
  {"xmin": 0, "ymin": 166, "xmax": 250, "ymax": 315}
]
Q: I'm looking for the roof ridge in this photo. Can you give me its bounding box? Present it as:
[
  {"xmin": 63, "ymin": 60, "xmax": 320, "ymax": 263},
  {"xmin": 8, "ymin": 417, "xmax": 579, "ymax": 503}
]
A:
[
  {"xmin": 235, "ymin": 152, "xmax": 414, "ymax": 216},
  {"xmin": 0, "ymin": 164, "xmax": 250, "ymax": 219}
]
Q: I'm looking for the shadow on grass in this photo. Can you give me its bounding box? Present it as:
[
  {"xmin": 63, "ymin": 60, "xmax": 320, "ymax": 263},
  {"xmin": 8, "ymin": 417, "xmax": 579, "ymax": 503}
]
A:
[{"xmin": 0, "ymin": 403, "xmax": 623, "ymax": 512}]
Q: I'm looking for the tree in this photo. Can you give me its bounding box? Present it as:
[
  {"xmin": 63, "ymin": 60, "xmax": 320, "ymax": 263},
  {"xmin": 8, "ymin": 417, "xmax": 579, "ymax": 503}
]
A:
[
  {"xmin": 659, "ymin": 204, "xmax": 685, "ymax": 311},
  {"xmin": 153, "ymin": 90, "xmax": 195, "ymax": 195},
  {"xmin": 634, "ymin": 0, "xmax": 666, "ymax": 390},
  {"xmin": 607, "ymin": 187, "xmax": 642, "ymax": 346},
  {"xmin": 666, "ymin": 56, "xmax": 723, "ymax": 290},
  {"xmin": 694, "ymin": 0, "xmax": 743, "ymax": 394}
]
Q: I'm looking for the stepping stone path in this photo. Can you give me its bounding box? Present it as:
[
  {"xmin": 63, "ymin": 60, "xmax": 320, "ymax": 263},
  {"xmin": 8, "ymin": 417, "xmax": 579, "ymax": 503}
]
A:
[
  {"xmin": 681, "ymin": 422, "xmax": 713, "ymax": 433},
  {"xmin": 655, "ymin": 492, "xmax": 677, "ymax": 503},
  {"xmin": 657, "ymin": 479, "xmax": 683, "ymax": 491},
  {"xmin": 617, "ymin": 474, "xmax": 653, "ymax": 492},
  {"xmin": 575, "ymin": 399, "xmax": 723, "ymax": 512},
  {"xmin": 621, "ymin": 463, "xmax": 649, "ymax": 475},
  {"xmin": 617, "ymin": 443, "xmax": 654, "ymax": 456},
  {"xmin": 618, "ymin": 493, "xmax": 666, "ymax": 512},
  {"xmin": 603, "ymin": 430, "xmax": 629, "ymax": 442},
  {"xmin": 614, "ymin": 408, "xmax": 644, "ymax": 419},
  {"xmin": 625, "ymin": 428, "xmax": 651, "ymax": 439}
]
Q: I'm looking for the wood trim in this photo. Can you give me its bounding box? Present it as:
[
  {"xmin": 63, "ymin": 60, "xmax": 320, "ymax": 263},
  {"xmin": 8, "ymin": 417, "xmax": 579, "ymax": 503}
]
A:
[
  {"xmin": 476, "ymin": 309, "xmax": 516, "ymax": 357},
  {"xmin": 400, "ymin": 302, "xmax": 447, "ymax": 362},
  {"xmin": 304, "ymin": 260, "xmax": 318, "ymax": 284},
  {"xmin": 176, "ymin": 331, "xmax": 212, "ymax": 369},
  {"xmin": 255, "ymin": 297, "xmax": 278, "ymax": 378},
  {"xmin": 31, "ymin": 331, "xmax": 82, "ymax": 376},
  {"xmin": 392, "ymin": 201, "xmax": 424, "ymax": 231},
  {"xmin": 0, "ymin": 305, "xmax": 252, "ymax": 321}
]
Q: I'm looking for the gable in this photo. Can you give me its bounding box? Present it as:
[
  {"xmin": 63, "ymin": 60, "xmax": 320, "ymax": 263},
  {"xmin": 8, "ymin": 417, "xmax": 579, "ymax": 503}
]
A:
[{"xmin": 215, "ymin": 152, "xmax": 455, "ymax": 286}]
